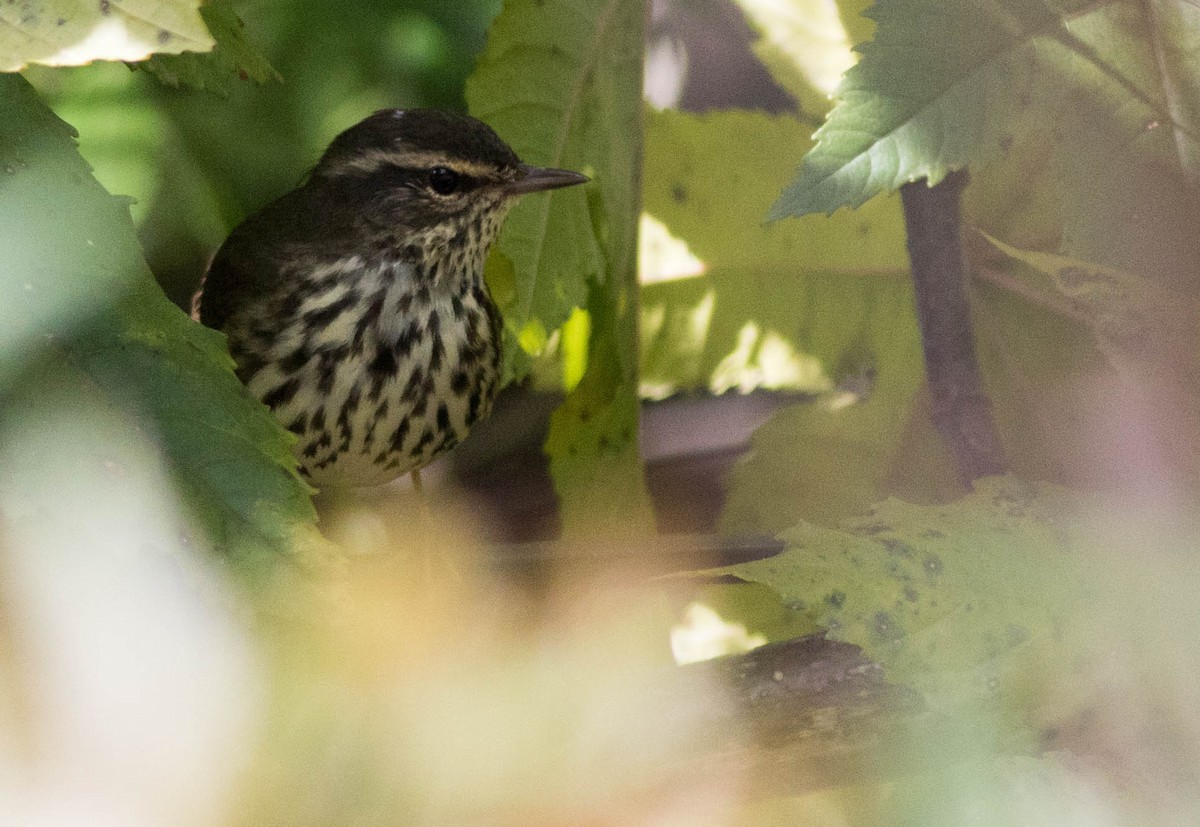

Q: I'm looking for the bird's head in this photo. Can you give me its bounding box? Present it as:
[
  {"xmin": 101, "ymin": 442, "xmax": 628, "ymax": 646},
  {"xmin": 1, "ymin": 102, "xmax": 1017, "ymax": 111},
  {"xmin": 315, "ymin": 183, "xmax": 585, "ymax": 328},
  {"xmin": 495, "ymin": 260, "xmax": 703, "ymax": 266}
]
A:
[{"xmin": 310, "ymin": 109, "xmax": 587, "ymax": 252}]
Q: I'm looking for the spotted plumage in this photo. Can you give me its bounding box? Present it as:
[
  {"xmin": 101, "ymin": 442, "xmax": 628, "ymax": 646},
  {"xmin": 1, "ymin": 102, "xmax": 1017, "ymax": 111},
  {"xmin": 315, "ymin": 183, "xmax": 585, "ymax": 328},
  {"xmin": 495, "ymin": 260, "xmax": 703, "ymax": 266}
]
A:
[{"xmin": 196, "ymin": 109, "xmax": 587, "ymax": 487}]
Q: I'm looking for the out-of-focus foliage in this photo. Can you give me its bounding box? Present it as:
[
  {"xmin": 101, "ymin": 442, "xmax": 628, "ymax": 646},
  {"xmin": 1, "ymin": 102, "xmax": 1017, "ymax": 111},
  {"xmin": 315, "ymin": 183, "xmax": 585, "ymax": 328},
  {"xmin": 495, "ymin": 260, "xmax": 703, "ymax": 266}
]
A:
[
  {"xmin": 0, "ymin": 73, "xmax": 318, "ymax": 574},
  {"xmin": 241, "ymin": 538, "xmax": 735, "ymax": 824},
  {"xmin": 466, "ymin": 0, "xmax": 607, "ymax": 380},
  {"xmin": 0, "ymin": 0, "xmax": 213, "ymax": 71},
  {"xmin": 0, "ymin": 370, "xmax": 263, "ymax": 827},
  {"xmin": 983, "ymin": 235, "xmax": 1200, "ymax": 385},
  {"xmin": 706, "ymin": 0, "xmax": 1200, "ymax": 530},
  {"xmin": 468, "ymin": 0, "xmax": 654, "ymax": 535}
]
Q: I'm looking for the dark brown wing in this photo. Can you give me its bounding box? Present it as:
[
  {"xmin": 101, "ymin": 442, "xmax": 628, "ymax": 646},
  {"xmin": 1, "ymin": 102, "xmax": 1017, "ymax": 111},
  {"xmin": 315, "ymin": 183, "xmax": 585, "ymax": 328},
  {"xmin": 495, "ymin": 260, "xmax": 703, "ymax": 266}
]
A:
[
  {"xmin": 196, "ymin": 178, "xmax": 402, "ymax": 332},
  {"xmin": 197, "ymin": 190, "xmax": 308, "ymax": 332}
]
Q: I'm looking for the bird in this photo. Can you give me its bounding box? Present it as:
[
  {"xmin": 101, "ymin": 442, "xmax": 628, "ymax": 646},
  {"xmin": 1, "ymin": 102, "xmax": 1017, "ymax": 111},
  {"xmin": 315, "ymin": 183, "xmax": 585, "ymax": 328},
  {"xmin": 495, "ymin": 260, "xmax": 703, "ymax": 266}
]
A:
[{"xmin": 195, "ymin": 109, "xmax": 588, "ymax": 489}]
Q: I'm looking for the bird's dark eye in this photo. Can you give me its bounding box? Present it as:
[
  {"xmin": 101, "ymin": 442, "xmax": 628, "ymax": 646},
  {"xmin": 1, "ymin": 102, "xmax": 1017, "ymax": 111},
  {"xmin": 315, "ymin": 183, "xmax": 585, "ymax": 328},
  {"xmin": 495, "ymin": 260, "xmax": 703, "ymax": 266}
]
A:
[{"xmin": 427, "ymin": 166, "xmax": 460, "ymax": 195}]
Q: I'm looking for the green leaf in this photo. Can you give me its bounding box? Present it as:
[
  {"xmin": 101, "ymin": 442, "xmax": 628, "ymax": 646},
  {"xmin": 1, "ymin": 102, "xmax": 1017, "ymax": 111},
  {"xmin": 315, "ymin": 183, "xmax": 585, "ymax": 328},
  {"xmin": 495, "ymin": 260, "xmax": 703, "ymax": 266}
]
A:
[
  {"xmin": 23, "ymin": 62, "xmax": 171, "ymax": 226},
  {"xmin": 717, "ymin": 270, "xmax": 961, "ymax": 532},
  {"xmin": 0, "ymin": 72, "xmax": 137, "ymax": 388},
  {"xmin": 470, "ymin": 0, "xmax": 652, "ymax": 534},
  {"xmin": 770, "ymin": 0, "xmax": 1200, "ymax": 218},
  {"xmin": 714, "ymin": 478, "xmax": 1086, "ymax": 721},
  {"xmin": 466, "ymin": 0, "xmax": 619, "ymax": 380},
  {"xmin": 0, "ymin": 0, "xmax": 213, "ymax": 71},
  {"xmin": 0, "ymin": 74, "xmax": 317, "ymax": 574},
  {"xmin": 545, "ymin": 280, "xmax": 654, "ymax": 536},
  {"xmin": 641, "ymin": 108, "xmax": 909, "ymax": 398},
  {"xmin": 138, "ymin": 0, "xmax": 280, "ymax": 96},
  {"xmin": 639, "ymin": 109, "xmax": 941, "ymax": 529}
]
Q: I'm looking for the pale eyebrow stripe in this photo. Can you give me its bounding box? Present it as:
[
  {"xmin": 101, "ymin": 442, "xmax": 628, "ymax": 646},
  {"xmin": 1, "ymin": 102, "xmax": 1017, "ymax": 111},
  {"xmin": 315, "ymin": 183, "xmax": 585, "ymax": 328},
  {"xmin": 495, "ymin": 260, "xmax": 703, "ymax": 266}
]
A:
[{"xmin": 326, "ymin": 149, "xmax": 498, "ymax": 178}]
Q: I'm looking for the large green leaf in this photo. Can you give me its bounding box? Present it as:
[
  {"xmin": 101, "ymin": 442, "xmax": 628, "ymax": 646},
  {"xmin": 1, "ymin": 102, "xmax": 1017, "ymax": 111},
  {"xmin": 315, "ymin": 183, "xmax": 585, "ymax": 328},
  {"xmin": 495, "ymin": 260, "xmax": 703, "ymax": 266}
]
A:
[
  {"xmin": 469, "ymin": 0, "xmax": 652, "ymax": 534},
  {"xmin": 0, "ymin": 74, "xmax": 317, "ymax": 573},
  {"xmin": 0, "ymin": 0, "xmax": 213, "ymax": 71},
  {"xmin": 771, "ymin": 0, "xmax": 1200, "ymax": 218},
  {"xmin": 466, "ymin": 0, "xmax": 621, "ymax": 381},
  {"xmin": 641, "ymin": 108, "xmax": 908, "ymax": 398}
]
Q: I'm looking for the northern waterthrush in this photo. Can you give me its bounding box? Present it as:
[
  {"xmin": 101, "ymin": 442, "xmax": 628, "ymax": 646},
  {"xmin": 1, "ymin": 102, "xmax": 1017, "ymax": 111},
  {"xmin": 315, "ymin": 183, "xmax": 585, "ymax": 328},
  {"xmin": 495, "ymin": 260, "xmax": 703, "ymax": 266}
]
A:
[{"xmin": 196, "ymin": 109, "xmax": 588, "ymax": 488}]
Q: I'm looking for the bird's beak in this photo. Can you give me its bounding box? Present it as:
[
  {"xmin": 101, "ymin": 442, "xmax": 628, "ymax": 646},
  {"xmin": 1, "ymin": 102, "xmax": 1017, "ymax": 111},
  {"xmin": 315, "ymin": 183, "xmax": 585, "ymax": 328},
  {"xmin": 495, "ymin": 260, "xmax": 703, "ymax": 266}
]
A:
[{"xmin": 503, "ymin": 163, "xmax": 590, "ymax": 196}]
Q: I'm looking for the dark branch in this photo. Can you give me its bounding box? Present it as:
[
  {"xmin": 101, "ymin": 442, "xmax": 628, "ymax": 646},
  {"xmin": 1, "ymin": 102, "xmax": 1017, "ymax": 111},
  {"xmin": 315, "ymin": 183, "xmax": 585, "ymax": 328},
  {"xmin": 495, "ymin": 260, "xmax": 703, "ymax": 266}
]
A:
[
  {"xmin": 901, "ymin": 170, "xmax": 1007, "ymax": 484},
  {"xmin": 681, "ymin": 635, "xmax": 926, "ymax": 794}
]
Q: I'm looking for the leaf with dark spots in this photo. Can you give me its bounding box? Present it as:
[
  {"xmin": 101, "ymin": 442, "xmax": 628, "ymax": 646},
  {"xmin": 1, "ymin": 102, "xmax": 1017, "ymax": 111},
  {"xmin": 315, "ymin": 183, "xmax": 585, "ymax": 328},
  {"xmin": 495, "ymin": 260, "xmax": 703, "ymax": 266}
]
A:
[{"xmin": 706, "ymin": 479, "xmax": 1087, "ymax": 727}]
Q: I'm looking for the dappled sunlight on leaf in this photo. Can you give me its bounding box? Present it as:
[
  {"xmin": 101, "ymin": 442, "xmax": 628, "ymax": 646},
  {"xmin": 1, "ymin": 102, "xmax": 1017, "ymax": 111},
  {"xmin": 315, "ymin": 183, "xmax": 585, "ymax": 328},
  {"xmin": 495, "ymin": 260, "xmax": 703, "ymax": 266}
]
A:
[
  {"xmin": 709, "ymin": 320, "xmax": 828, "ymax": 395},
  {"xmin": 639, "ymin": 212, "xmax": 708, "ymax": 283},
  {"xmin": 466, "ymin": 0, "xmax": 631, "ymax": 382},
  {"xmin": 0, "ymin": 0, "xmax": 213, "ymax": 71},
  {"xmin": 641, "ymin": 108, "xmax": 907, "ymax": 399},
  {"xmin": 735, "ymin": 0, "xmax": 857, "ymax": 115},
  {"xmin": 559, "ymin": 306, "xmax": 591, "ymax": 391},
  {"xmin": 470, "ymin": 0, "xmax": 652, "ymax": 533}
]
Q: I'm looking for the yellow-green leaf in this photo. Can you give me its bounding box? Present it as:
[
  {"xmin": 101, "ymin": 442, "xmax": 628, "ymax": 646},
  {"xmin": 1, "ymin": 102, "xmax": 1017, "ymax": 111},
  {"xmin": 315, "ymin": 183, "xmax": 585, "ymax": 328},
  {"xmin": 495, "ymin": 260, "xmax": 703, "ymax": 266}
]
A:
[{"xmin": 1, "ymin": 0, "xmax": 214, "ymax": 71}]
